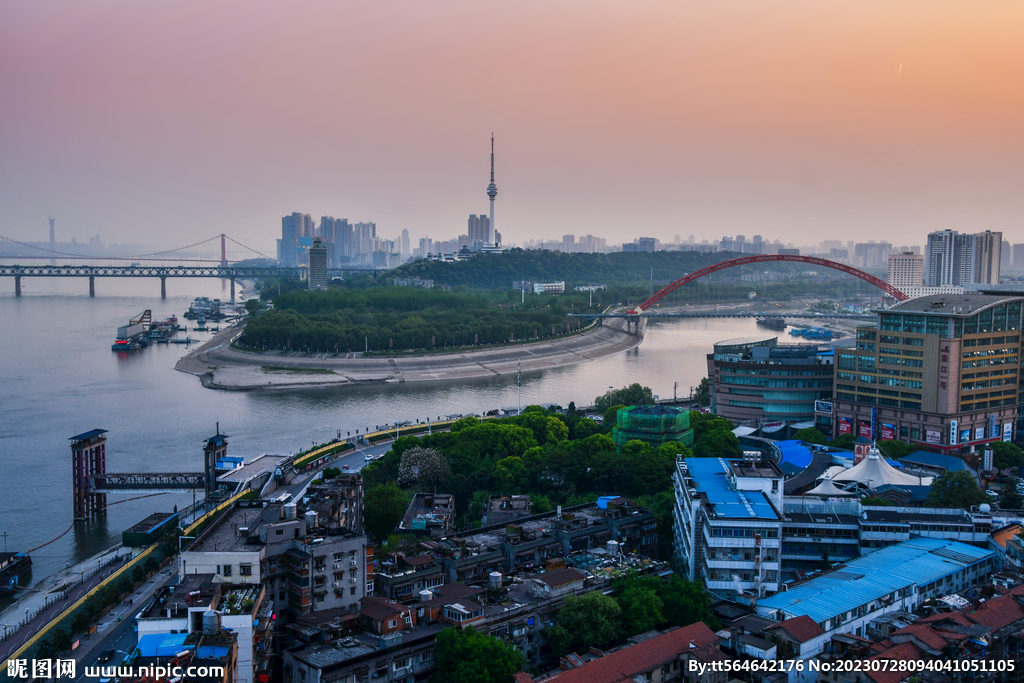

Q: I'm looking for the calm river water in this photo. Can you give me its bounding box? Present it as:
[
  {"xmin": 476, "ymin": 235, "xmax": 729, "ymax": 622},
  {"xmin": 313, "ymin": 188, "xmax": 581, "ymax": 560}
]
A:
[{"xmin": 0, "ymin": 274, "xmax": 767, "ymax": 580}]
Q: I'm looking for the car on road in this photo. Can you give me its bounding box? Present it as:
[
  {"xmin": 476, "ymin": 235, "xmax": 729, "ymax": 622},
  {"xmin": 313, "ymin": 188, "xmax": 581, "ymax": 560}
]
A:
[{"xmin": 98, "ymin": 649, "xmax": 116, "ymax": 664}]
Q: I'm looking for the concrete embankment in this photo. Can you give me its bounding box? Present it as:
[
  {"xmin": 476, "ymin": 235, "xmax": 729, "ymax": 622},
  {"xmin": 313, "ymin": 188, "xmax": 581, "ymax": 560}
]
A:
[{"xmin": 176, "ymin": 317, "xmax": 645, "ymax": 391}]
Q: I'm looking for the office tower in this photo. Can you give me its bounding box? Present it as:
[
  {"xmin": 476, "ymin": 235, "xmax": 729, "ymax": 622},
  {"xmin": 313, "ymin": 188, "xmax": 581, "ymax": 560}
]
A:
[
  {"xmin": 562, "ymin": 235, "xmax": 576, "ymax": 253},
  {"xmin": 887, "ymin": 252, "xmax": 924, "ymax": 289},
  {"xmin": 1001, "ymin": 240, "xmax": 1011, "ymax": 271},
  {"xmin": 401, "ymin": 229, "xmax": 410, "ymax": 259},
  {"xmin": 486, "ymin": 135, "xmax": 497, "ymax": 244},
  {"xmin": 308, "ymin": 237, "xmax": 328, "ymax": 291},
  {"xmin": 638, "ymin": 237, "xmax": 656, "ymax": 253}
]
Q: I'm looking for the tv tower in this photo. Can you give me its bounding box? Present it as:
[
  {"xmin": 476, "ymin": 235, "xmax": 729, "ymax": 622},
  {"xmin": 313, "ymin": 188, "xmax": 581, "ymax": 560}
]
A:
[{"xmin": 486, "ymin": 134, "xmax": 497, "ymax": 245}]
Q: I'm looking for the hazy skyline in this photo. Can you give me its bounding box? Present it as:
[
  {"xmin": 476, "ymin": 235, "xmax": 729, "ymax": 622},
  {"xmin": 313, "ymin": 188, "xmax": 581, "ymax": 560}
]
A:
[{"xmin": 2, "ymin": 1, "xmax": 1022, "ymax": 252}]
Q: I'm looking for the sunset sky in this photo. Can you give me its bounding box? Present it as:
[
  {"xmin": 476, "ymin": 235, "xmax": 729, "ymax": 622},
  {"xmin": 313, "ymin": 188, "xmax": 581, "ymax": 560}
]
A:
[{"xmin": 2, "ymin": 0, "xmax": 1022, "ymax": 251}]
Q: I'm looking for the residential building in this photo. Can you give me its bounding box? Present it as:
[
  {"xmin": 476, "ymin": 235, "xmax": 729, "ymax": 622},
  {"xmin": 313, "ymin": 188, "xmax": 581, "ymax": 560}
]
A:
[
  {"xmin": 832, "ymin": 293, "xmax": 1023, "ymax": 450},
  {"xmin": 483, "ymin": 495, "xmax": 533, "ymax": 526},
  {"xmin": 886, "ymin": 252, "xmax": 923, "ymax": 290},
  {"xmin": 925, "ymin": 229, "xmax": 973, "ymax": 287},
  {"xmin": 972, "ymin": 230, "xmax": 1002, "ymax": 285},
  {"xmin": 519, "ymin": 622, "xmax": 728, "ymax": 683},
  {"xmin": 637, "ymin": 237, "xmax": 657, "ymax": 252},
  {"xmin": 707, "ymin": 336, "xmax": 834, "ymax": 430},
  {"xmin": 398, "ymin": 493, "xmax": 456, "ymax": 538},
  {"xmin": 307, "ymin": 237, "xmax": 328, "ymax": 290},
  {"xmin": 853, "ymin": 242, "xmax": 892, "ymax": 269},
  {"xmin": 673, "ymin": 455, "xmax": 784, "ymax": 599},
  {"xmin": 468, "ymin": 214, "xmax": 490, "ymax": 250}
]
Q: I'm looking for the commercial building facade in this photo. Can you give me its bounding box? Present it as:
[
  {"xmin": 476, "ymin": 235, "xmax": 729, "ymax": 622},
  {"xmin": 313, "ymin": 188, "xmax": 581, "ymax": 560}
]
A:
[
  {"xmin": 886, "ymin": 252, "xmax": 923, "ymax": 290},
  {"xmin": 832, "ymin": 293, "xmax": 1022, "ymax": 450},
  {"xmin": 707, "ymin": 336, "xmax": 834, "ymax": 430}
]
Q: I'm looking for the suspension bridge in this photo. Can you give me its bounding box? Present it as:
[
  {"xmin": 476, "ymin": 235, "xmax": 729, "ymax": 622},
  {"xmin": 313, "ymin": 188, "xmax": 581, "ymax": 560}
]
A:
[{"xmin": 0, "ymin": 233, "xmax": 383, "ymax": 298}]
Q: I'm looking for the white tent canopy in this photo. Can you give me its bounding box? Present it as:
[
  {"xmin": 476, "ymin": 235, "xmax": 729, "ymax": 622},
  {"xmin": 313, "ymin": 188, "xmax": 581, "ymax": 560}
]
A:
[
  {"xmin": 733, "ymin": 426, "xmax": 757, "ymax": 437},
  {"xmin": 832, "ymin": 445, "xmax": 932, "ymax": 489},
  {"xmin": 805, "ymin": 476, "xmax": 857, "ymax": 497}
]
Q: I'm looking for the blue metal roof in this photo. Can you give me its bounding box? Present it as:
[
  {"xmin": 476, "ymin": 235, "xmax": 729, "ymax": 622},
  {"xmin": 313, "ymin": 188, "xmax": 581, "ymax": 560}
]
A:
[
  {"xmin": 873, "ymin": 484, "xmax": 932, "ymax": 501},
  {"xmin": 758, "ymin": 538, "xmax": 994, "ymax": 625},
  {"xmin": 137, "ymin": 633, "xmax": 190, "ymax": 657},
  {"xmin": 196, "ymin": 645, "xmax": 231, "ymax": 659},
  {"xmin": 900, "ymin": 450, "xmax": 968, "ymax": 472},
  {"xmin": 69, "ymin": 429, "xmax": 107, "ymax": 441},
  {"xmin": 775, "ymin": 440, "xmax": 812, "ymax": 469},
  {"xmin": 684, "ymin": 458, "xmax": 779, "ymax": 520}
]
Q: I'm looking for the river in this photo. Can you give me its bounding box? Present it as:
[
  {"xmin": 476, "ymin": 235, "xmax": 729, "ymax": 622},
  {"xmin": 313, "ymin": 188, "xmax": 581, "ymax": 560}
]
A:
[{"xmin": 0, "ymin": 273, "xmax": 768, "ymax": 581}]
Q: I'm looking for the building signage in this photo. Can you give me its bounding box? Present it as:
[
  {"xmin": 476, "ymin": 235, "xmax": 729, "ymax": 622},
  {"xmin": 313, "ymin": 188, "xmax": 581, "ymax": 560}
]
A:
[
  {"xmin": 858, "ymin": 423, "xmax": 873, "ymax": 438},
  {"xmin": 880, "ymin": 424, "xmax": 895, "ymax": 441},
  {"xmin": 926, "ymin": 429, "xmax": 941, "ymax": 445},
  {"xmin": 975, "ymin": 427, "xmax": 986, "ymax": 441},
  {"xmin": 989, "ymin": 414, "xmax": 998, "ymax": 439},
  {"xmin": 760, "ymin": 420, "xmax": 785, "ymax": 431},
  {"xmin": 871, "ymin": 407, "xmax": 877, "ymax": 441},
  {"xmin": 960, "ymin": 429, "xmax": 972, "ymax": 444},
  {"xmin": 838, "ymin": 417, "xmax": 852, "ymax": 435},
  {"xmin": 815, "ymin": 400, "xmax": 833, "ymax": 415},
  {"xmin": 949, "ymin": 420, "xmax": 958, "ymax": 445},
  {"xmin": 1003, "ymin": 423, "xmax": 1013, "ymax": 442}
]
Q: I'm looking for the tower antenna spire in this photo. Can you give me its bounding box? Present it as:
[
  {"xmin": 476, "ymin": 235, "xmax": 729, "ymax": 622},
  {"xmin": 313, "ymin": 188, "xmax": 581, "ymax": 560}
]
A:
[{"xmin": 486, "ymin": 134, "xmax": 498, "ymax": 245}]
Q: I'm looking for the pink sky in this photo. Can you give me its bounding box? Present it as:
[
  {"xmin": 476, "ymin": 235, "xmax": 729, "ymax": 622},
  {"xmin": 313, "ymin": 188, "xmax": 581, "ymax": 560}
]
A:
[{"xmin": 1, "ymin": 0, "xmax": 1022, "ymax": 251}]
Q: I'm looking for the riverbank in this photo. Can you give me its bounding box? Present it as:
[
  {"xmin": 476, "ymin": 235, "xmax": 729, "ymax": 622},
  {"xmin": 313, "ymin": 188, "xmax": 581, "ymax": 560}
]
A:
[{"xmin": 176, "ymin": 316, "xmax": 645, "ymax": 391}]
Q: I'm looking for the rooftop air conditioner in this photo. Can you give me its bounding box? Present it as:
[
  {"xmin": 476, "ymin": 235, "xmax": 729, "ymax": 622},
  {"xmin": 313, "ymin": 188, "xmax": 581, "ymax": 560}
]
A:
[{"xmin": 350, "ymin": 577, "xmax": 358, "ymax": 583}]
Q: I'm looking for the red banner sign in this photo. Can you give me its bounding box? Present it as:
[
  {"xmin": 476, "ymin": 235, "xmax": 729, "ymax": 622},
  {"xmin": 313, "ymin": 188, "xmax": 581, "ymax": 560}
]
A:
[{"xmin": 838, "ymin": 417, "xmax": 852, "ymax": 435}]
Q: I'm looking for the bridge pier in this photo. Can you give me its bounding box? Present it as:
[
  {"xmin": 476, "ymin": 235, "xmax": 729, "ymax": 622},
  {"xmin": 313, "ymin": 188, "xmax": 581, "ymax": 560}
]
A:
[
  {"xmin": 14, "ymin": 276, "xmax": 21, "ymax": 297},
  {"xmin": 89, "ymin": 276, "xmax": 95, "ymax": 297},
  {"xmin": 230, "ymin": 277, "xmax": 235, "ymax": 302},
  {"xmin": 161, "ymin": 276, "xmax": 167, "ymax": 299}
]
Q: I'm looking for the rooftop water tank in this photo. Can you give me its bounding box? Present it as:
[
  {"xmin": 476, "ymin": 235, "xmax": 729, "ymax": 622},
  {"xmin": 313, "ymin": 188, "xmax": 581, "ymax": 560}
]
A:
[
  {"xmin": 606, "ymin": 540, "xmax": 620, "ymax": 556},
  {"xmin": 304, "ymin": 510, "xmax": 318, "ymax": 529},
  {"xmin": 489, "ymin": 571, "xmax": 503, "ymax": 589},
  {"xmin": 203, "ymin": 610, "xmax": 221, "ymax": 635},
  {"xmin": 283, "ymin": 503, "xmax": 297, "ymax": 520},
  {"xmin": 419, "ymin": 589, "xmax": 434, "ymax": 602}
]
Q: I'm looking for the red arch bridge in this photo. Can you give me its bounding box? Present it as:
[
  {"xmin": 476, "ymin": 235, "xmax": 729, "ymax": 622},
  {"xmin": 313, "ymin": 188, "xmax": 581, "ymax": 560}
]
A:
[{"xmin": 624, "ymin": 254, "xmax": 907, "ymax": 314}]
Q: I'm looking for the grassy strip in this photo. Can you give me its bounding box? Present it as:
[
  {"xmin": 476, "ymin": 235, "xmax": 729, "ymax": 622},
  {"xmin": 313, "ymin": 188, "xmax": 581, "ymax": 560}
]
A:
[{"xmin": 261, "ymin": 365, "xmax": 337, "ymax": 375}]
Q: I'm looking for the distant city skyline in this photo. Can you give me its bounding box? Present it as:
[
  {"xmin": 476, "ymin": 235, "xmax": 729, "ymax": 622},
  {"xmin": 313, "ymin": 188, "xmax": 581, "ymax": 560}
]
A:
[{"xmin": 2, "ymin": 2, "xmax": 1022, "ymax": 252}]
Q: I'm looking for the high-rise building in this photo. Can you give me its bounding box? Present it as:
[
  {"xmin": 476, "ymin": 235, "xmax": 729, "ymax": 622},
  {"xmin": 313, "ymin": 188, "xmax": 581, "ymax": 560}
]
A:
[
  {"xmin": 853, "ymin": 242, "xmax": 892, "ymax": 269},
  {"xmin": 562, "ymin": 235, "xmax": 576, "ymax": 253},
  {"xmin": 637, "ymin": 237, "xmax": 656, "ymax": 253},
  {"xmin": 486, "ymin": 135, "xmax": 498, "ymax": 244},
  {"xmin": 308, "ymin": 237, "xmax": 328, "ymax": 291},
  {"xmin": 401, "ymin": 229, "xmax": 410, "ymax": 259},
  {"xmin": 925, "ymin": 230, "xmax": 973, "ymax": 287},
  {"xmin": 1001, "ymin": 239, "xmax": 1011, "ymax": 271},
  {"xmin": 887, "ymin": 252, "xmax": 924, "ymax": 289},
  {"xmin": 925, "ymin": 230, "xmax": 1002, "ymax": 287},
  {"xmin": 832, "ymin": 293, "xmax": 1023, "ymax": 449},
  {"xmin": 971, "ymin": 230, "xmax": 1001, "ymax": 285},
  {"xmin": 1014, "ymin": 244, "xmax": 1024, "ymax": 271},
  {"xmin": 278, "ymin": 212, "xmax": 313, "ymax": 266},
  {"xmin": 467, "ymin": 215, "xmax": 490, "ymax": 250}
]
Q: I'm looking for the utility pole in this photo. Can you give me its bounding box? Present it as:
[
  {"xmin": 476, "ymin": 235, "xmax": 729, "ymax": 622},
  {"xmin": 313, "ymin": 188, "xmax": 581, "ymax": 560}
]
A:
[
  {"xmin": 517, "ymin": 360, "xmax": 522, "ymax": 415},
  {"xmin": 1, "ymin": 532, "xmax": 6, "ymax": 553},
  {"xmin": 674, "ymin": 381, "xmax": 678, "ymax": 402},
  {"xmin": 365, "ymin": 336, "xmax": 368, "ymax": 354}
]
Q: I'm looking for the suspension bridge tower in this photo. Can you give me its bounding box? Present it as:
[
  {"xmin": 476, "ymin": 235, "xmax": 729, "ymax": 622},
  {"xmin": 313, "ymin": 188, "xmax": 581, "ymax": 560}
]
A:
[{"xmin": 220, "ymin": 234, "xmax": 228, "ymax": 268}]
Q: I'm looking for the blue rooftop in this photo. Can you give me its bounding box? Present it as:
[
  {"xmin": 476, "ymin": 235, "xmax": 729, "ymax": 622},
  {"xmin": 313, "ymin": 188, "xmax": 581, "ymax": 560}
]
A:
[
  {"xmin": 775, "ymin": 440, "xmax": 812, "ymax": 469},
  {"xmin": 684, "ymin": 458, "xmax": 779, "ymax": 520},
  {"xmin": 900, "ymin": 450, "xmax": 969, "ymax": 472},
  {"xmin": 758, "ymin": 538, "xmax": 994, "ymax": 625},
  {"xmin": 137, "ymin": 633, "xmax": 190, "ymax": 657},
  {"xmin": 69, "ymin": 429, "xmax": 107, "ymax": 441}
]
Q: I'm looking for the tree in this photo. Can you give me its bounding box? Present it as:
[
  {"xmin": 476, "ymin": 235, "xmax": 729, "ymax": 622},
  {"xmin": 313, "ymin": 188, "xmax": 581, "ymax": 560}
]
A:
[
  {"xmin": 244, "ymin": 298, "xmax": 263, "ymax": 315},
  {"xmin": 793, "ymin": 427, "xmax": 828, "ymax": 445},
  {"xmin": 876, "ymin": 440, "xmax": 916, "ymax": 460},
  {"xmin": 860, "ymin": 496, "xmax": 895, "ymax": 507},
  {"xmin": 617, "ymin": 584, "xmax": 665, "ymax": 636},
  {"xmin": 999, "ymin": 489, "xmax": 1023, "ymax": 510},
  {"xmin": 595, "ymin": 384, "xmax": 656, "ymax": 413},
  {"xmin": 692, "ymin": 429, "xmax": 741, "ymax": 459},
  {"xmin": 603, "ymin": 404, "xmax": 627, "ymax": 427},
  {"xmin": 992, "ymin": 442, "xmax": 1024, "ymax": 472},
  {"xmin": 657, "ymin": 576, "xmax": 718, "ymax": 629},
  {"xmin": 546, "ymin": 591, "xmax": 622, "ymax": 658},
  {"xmin": 396, "ymin": 447, "xmax": 452, "ymax": 492},
  {"xmin": 695, "ymin": 377, "xmax": 711, "ymax": 407},
  {"xmin": 364, "ymin": 482, "xmax": 411, "ymax": 541},
  {"xmin": 925, "ymin": 470, "xmax": 988, "ymax": 509},
  {"xmin": 573, "ymin": 417, "xmax": 601, "ymax": 440},
  {"xmin": 432, "ymin": 626, "xmax": 524, "ymax": 683},
  {"xmin": 494, "ymin": 456, "xmax": 528, "ymax": 493},
  {"xmin": 830, "ymin": 433, "xmax": 856, "ymax": 450}
]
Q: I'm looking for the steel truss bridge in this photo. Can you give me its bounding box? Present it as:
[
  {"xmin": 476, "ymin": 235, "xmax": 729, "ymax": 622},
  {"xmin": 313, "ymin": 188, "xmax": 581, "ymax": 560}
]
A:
[{"xmin": 90, "ymin": 472, "xmax": 206, "ymax": 492}]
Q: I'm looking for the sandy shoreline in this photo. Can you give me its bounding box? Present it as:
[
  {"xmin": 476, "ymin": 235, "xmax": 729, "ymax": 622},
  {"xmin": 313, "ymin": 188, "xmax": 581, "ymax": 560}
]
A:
[{"xmin": 175, "ymin": 317, "xmax": 645, "ymax": 391}]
